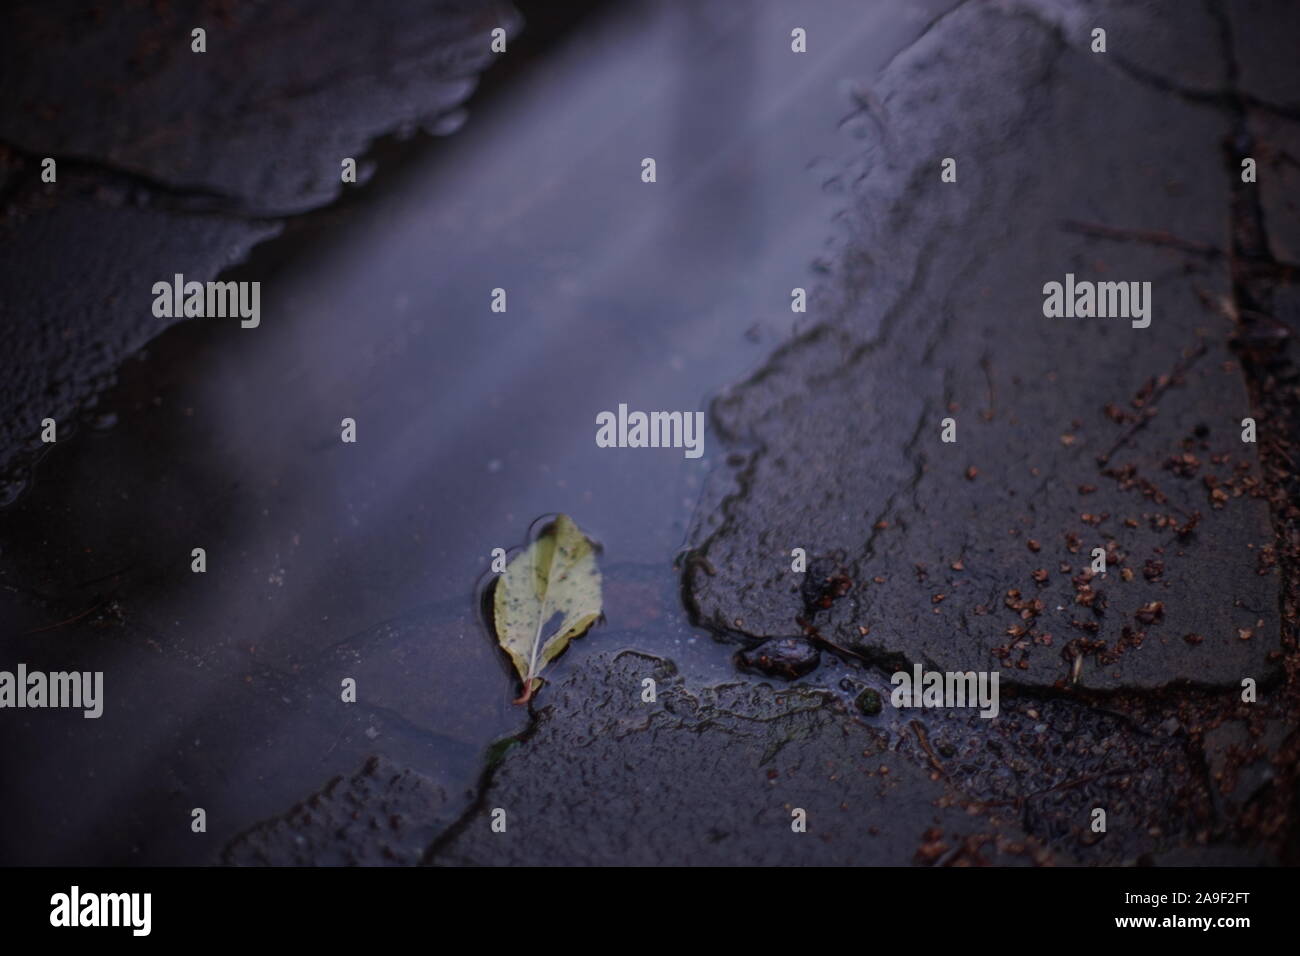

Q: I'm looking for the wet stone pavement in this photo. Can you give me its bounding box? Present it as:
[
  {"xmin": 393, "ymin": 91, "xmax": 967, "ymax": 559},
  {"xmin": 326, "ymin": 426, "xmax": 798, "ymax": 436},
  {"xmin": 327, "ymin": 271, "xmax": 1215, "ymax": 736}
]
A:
[{"xmin": 2, "ymin": 0, "xmax": 1299, "ymax": 866}]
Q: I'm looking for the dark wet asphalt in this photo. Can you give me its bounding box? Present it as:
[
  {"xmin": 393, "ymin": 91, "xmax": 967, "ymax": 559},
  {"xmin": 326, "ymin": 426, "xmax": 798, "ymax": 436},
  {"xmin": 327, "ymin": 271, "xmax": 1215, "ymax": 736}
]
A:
[{"xmin": 2, "ymin": 0, "xmax": 1299, "ymax": 866}]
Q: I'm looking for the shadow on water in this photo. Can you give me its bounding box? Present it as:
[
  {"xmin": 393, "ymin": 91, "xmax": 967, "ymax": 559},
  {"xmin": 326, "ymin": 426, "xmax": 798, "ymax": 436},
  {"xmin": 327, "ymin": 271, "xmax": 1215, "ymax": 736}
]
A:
[{"xmin": 0, "ymin": 0, "xmax": 938, "ymax": 863}]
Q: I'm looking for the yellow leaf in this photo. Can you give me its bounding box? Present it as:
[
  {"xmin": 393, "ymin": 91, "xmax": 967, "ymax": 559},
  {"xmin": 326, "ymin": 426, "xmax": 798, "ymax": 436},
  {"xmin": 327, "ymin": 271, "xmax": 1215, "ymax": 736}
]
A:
[{"xmin": 493, "ymin": 514, "xmax": 602, "ymax": 704}]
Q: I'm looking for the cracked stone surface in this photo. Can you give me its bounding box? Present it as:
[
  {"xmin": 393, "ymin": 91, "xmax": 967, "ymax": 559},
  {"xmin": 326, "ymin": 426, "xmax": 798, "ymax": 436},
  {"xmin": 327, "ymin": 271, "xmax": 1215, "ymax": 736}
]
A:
[
  {"xmin": 3, "ymin": 0, "xmax": 1298, "ymax": 868},
  {"xmin": 1011, "ymin": 0, "xmax": 1230, "ymax": 94},
  {"xmin": 0, "ymin": 0, "xmax": 518, "ymax": 214},
  {"xmin": 1247, "ymin": 111, "xmax": 1300, "ymax": 265},
  {"xmin": 0, "ymin": 165, "xmax": 279, "ymax": 500},
  {"xmin": 223, "ymin": 755, "xmax": 449, "ymax": 865},
  {"xmin": 1225, "ymin": 0, "xmax": 1300, "ymax": 111},
  {"xmin": 251, "ymin": 642, "xmax": 1241, "ymax": 865},
  {"xmin": 424, "ymin": 648, "xmax": 1246, "ymax": 864},
  {"xmin": 684, "ymin": 0, "xmax": 1280, "ymax": 692},
  {"xmin": 429, "ymin": 651, "xmax": 1041, "ymax": 866}
]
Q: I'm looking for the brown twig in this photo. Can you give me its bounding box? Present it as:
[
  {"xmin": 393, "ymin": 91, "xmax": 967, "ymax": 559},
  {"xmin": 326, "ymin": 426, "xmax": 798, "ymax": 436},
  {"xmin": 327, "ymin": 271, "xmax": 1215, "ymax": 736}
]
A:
[
  {"xmin": 910, "ymin": 719, "xmax": 946, "ymax": 775},
  {"xmin": 25, "ymin": 601, "xmax": 103, "ymax": 635},
  {"xmin": 1061, "ymin": 220, "xmax": 1223, "ymax": 260},
  {"xmin": 1097, "ymin": 341, "xmax": 1207, "ymax": 466}
]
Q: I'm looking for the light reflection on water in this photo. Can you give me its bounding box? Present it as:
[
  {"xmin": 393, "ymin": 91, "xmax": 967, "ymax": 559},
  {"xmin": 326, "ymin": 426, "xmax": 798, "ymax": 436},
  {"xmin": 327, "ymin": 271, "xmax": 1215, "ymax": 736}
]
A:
[{"xmin": 0, "ymin": 0, "xmax": 942, "ymax": 863}]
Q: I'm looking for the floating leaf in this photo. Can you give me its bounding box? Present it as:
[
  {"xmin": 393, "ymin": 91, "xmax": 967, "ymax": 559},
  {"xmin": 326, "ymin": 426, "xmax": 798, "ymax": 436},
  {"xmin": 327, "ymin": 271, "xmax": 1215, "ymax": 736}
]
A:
[{"xmin": 493, "ymin": 514, "xmax": 602, "ymax": 704}]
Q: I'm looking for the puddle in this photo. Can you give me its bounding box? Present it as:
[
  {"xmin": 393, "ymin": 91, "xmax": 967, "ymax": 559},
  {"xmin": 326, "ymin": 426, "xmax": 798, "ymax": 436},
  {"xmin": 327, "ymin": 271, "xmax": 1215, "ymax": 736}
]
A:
[{"xmin": 0, "ymin": 0, "xmax": 956, "ymax": 863}]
